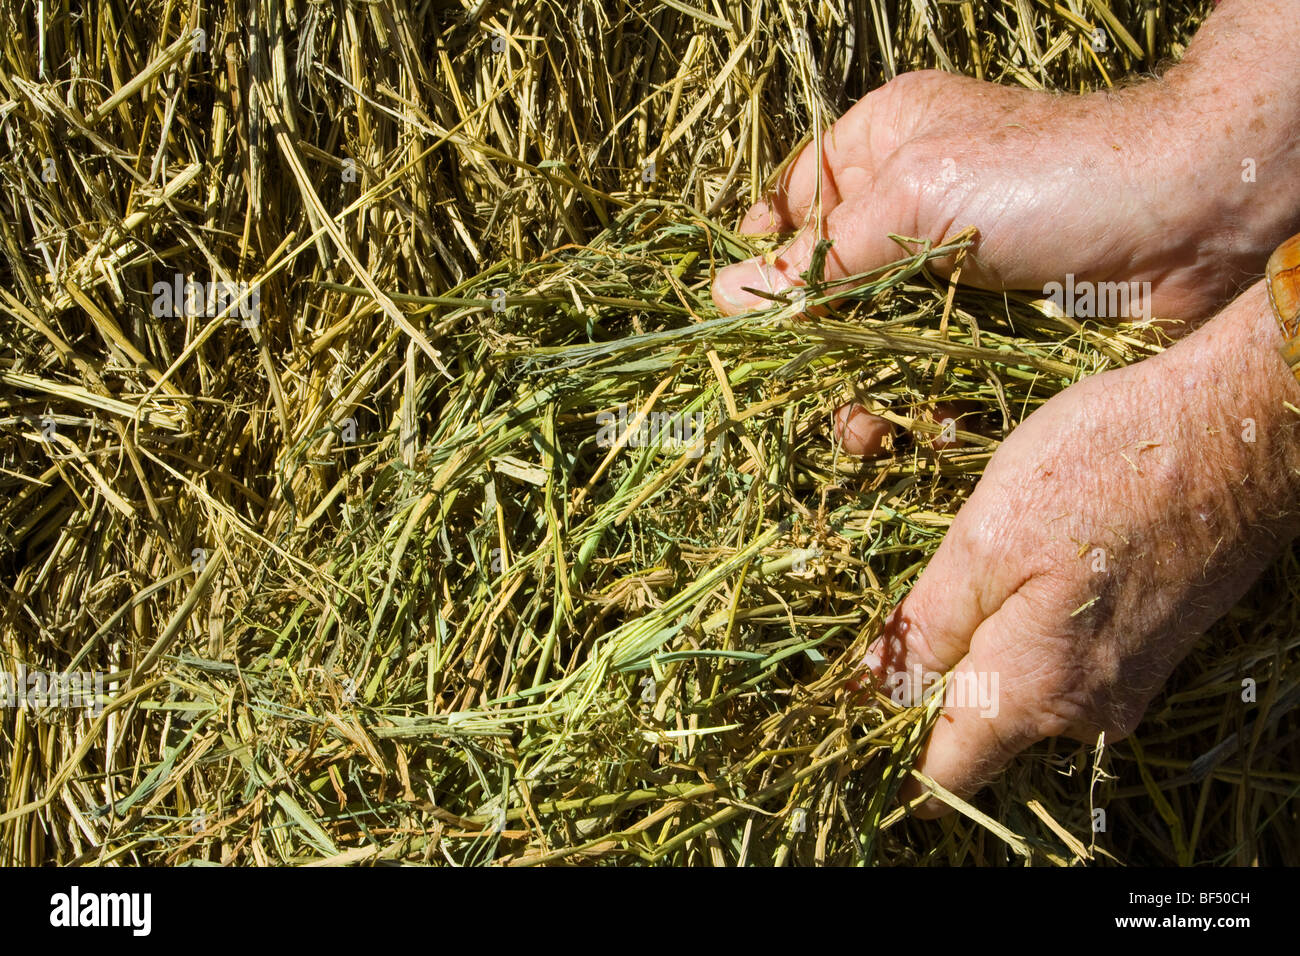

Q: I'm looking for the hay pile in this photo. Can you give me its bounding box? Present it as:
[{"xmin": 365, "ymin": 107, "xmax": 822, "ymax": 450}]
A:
[{"xmin": 4, "ymin": 0, "xmax": 1297, "ymax": 866}]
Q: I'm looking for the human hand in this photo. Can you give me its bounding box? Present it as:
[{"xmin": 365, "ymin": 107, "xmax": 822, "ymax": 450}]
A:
[
  {"xmin": 714, "ymin": 69, "xmax": 1232, "ymax": 322},
  {"xmin": 860, "ymin": 282, "xmax": 1300, "ymax": 816},
  {"xmin": 714, "ymin": 0, "xmax": 1300, "ymax": 326}
]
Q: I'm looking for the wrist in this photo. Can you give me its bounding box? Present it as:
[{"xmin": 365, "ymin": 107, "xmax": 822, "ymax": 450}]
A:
[
  {"xmin": 1162, "ymin": 281, "xmax": 1300, "ymax": 535},
  {"xmin": 1154, "ymin": 15, "xmax": 1300, "ymax": 280},
  {"xmin": 1070, "ymin": 74, "xmax": 1296, "ymax": 312}
]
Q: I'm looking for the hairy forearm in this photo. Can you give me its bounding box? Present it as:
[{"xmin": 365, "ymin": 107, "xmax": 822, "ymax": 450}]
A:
[
  {"xmin": 1176, "ymin": 0, "xmax": 1300, "ymax": 90},
  {"xmin": 1161, "ymin": 279, "xmax": 1300, "ymax": 536},
  {"xmin": 1158, "ymin": 0, "xmax": 1300, "ymax": 277},
  {"xmin": 1133, "ymin": 0, "xmax": 1300, "ymax": 501}
]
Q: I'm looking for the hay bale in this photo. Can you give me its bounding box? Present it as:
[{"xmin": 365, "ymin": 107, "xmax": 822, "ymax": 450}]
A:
[{"xmin": 4, "ymin": 0, "xmax": 1293, "ymax": 867}]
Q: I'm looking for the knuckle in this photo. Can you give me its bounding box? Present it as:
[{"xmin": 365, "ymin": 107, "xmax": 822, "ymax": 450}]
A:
[
  {"xmin": 1032, "ymin": 715, "xmax": 1072, "ymax": 741},
  {"xmin": 1024, "ymin": 655, "xmax": 1147, "ymax": 742},
  {"xmin": 1024, "ymin": 665, "xmax": 1097, "ymax": 739},
  {"xmin": 887, "ymin": 69, "xmax": 946, "ymax": 93}
]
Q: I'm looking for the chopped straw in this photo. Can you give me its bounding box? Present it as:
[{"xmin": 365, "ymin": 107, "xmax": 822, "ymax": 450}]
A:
[{"xmin": 4, "ymin": 0, "xmax": 1297, "ymax": 866}]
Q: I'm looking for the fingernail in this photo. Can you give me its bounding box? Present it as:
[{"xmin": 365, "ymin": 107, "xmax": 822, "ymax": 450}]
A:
[
  {"xmin": 713, "ymin": 259, "xmax": 786, "ymax": 314},
  {"xmin": 713, "ymin": 261, "xmax": 761, "ymax": 313}
]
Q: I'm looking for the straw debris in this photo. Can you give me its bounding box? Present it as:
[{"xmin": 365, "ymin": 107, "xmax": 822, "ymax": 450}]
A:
[{"xmin": 4, "ymin": 0, "xmax": 1296, "ymax": 866}]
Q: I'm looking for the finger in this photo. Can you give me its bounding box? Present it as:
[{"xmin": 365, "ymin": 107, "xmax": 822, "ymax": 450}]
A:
[
  {"xmin": 862, "ymin": 467, "xmax": 1032, "ymax": 685},
  {"xmin": 834, "ymin": 403, "xmax": 893, "ymax": 457},
  {"xmin": 737, "ymin": 134, "xmax": 849, "ymax": 235},
  {"xmin": 926, "ymin": 400, "xmax": 983, "ymax": 450},
  {"xmin": 738, "ymin": 198, "xmax": 789, "ymax": 235},
  {"xmin": 739, "ymin": 82, "xmax": 898, "ymax": 236},
  {"xmin": 836, "ymin": 401, "xmax": 989, "ymax": 458},
  {"xmin": 862, "ymin": 528, "xmax": 992, "ymax": 684},
  {"xmin": 713, "ymin": 198, "xmax": 914, "ymax": 315},
  {"xmin": 896, "ymin": 593, "xmax": 1046, "ymax": 817}
]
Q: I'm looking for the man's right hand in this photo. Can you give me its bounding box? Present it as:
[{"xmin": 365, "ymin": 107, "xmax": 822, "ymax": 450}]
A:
[{"xmin": 713, "ymin": 1, "xmax": 1300, "ymax": 332}]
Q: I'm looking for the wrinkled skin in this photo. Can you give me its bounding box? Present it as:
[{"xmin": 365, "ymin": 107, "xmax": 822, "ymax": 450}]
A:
[
  {"xmin": 713, "ymin": 70, "xmax": 1276, "ymax": 326},
  {"xmin": 866, "ymin": 284, "xmax": 1300, "ymax": 813},
  {"xmin": 711, "ymin": 1, "xmax": 1300, "ymax": 814}
]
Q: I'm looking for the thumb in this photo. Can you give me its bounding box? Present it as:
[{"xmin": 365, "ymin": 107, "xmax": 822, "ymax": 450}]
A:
[
  {"xmin": 712, "ymin": 199, "xmax": 918, "ymax": 315},
  {"xmin": 896, "ymin": 590, "xmax": 1051, "ymax": 818}
]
